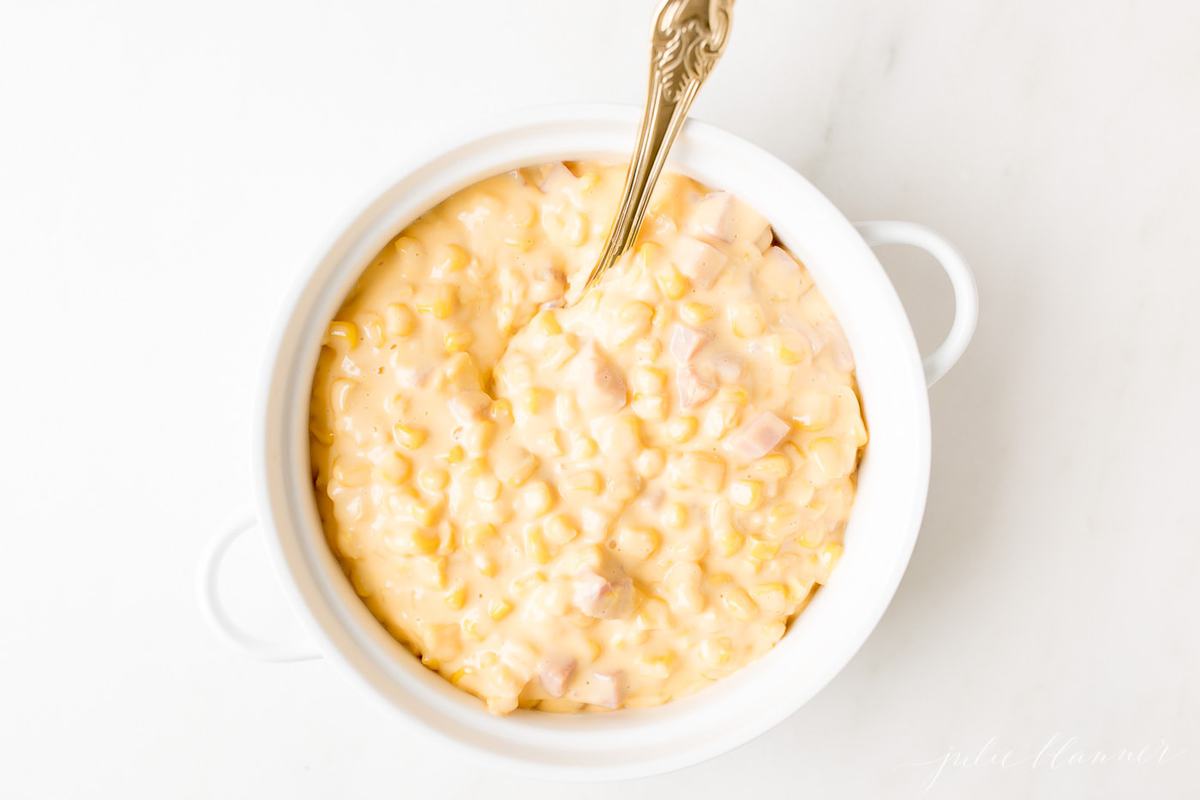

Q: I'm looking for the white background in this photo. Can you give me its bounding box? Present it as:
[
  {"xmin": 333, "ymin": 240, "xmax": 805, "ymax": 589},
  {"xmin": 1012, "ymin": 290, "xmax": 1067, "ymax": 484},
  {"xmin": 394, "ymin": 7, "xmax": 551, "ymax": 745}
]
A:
[{"xmin": 2, "ymin": 0, "xmax": 1197, "ymax": 797}]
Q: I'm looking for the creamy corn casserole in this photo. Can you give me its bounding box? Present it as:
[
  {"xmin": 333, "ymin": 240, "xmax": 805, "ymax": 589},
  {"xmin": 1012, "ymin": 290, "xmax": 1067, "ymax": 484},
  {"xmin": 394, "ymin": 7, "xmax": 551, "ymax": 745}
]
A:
[{"xmin": 309, "ymin": 162, "xmax": 867, "ymax": 714}]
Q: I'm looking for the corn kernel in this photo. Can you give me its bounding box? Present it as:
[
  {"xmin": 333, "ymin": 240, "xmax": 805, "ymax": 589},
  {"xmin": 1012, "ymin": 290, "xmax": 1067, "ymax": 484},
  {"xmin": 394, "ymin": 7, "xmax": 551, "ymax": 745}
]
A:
[
  {"xmin": 488, "ymin": 598, "xmax": 514, "ymax": 621},
  {"xmin": 543, "ymin": 514, "xmax": 579, "ymax": 546},
  {"xmin": 570, "ymin": 434, "xmax": 598, "ymax": 460},
  {"xmin": 473, "ymin": 475, "xmax": 501, "ymax": 503},
  {"xmin": 519, "ymin": 480, "xmax": 554, "ymax": 516},
  {"xmin": 449, "ymin": 666, "xmax": 473, "ymax": 686},
  {"xmin": 817, "ymin": 542, "xmax": 843, "ymax": 574},
  {"xmin": 615, "ymin": 525, "xmax": 660, "ymax": 561},
  {"xmin": 715, "ymin": 526, "xmax": 744, "ymax": 557},
  {"xmin": 409, "ymin": 500, "xmax": 442, "ymax": 528},
  {"xmin": 616, "ymin": 301, "xmax": 654, "ymax": 343},
  {"xmin": 565, "ymin": 470, "xmax": 603, "ymax": 494},
  {"xmin": 361, "ymin": 314, "xmax": 384, "ymax": 347},
  {"xmin": 799, "ymin": 528, "xmax": 826, "ymax": 548},
  {"xmin": 417, "ymin": 466, "xmax": 449, "ymax": 493},
  {"xmin": 749, "ymin": 538, "xmax": 780, "ymax": 561},
  {"xmin": 655, "ymin": 264, "xmax": 689, "ymax": 300},
  {"xmin": 730, "ymin": 304, "xmax": 766, "ymax": 338},
  {"xmin": 445, "ymin": 444, "xmax": 466, "ymax": 463},
  {"xmin": 461, "ymin": 615, "xmax": 483, "ymax": 640},
  {"xmin": 392, "ymin": 423, "xmax": 428, "ymax": 450},
  {"xmin": 751, "ymin": 583, "xmax": 789, "ymax": 614},
  {"xmin": 637, "ymin": 650, "xmax": 676, "ymax": 678},
  {"xmin": 679, "ymin": 301, "xmax": 715, "ymax": 326},
  {"xmin": 669, "ymin": 452, "xmax": 726, "ymax": 492},
  {"xmin": 375, "ymin": 451, "xmax": 411, "ymax": 485},
  {"xmin": 463, "ymin": 421, "xmax": 496, "ymax": 457},
  {"xmin": 766, "ymin": 502, "xmax": 802, "ymax": 536},
  {"xmin": 444, "ymin": 328, "xmax": 474, "ymax": 353},
  {"xmin": 517, "ymin": 387, "xmax": 550, "ymax": 416},
  {"xmin": 464, "ymin": 523, "xmax": 497, "ymax": 551},
  {"xmin": 326, "ymin": 320, "xmax": 358, "ymax": 350},
  {"xmin": 416, "ymin": 284, "xmax": 457, "ymax": 319},
  {"xmin": 729, "ymin": 479, "xmax": 764, "ymax": 511},
  {"xmin": 439, "ymin": 243, "xmax": 470, "ymax": 273},
  {"xmin": 531, "ymin": 309, "xmax": 562, "ymax": 336},
  {"xmin": 498, "ymin": 450, "xmax": 538, "ymax": 488},
  {"xmin": 474, "ymin": 553, "xmax": 498, "ymax": 577},
  {"xmin": 386, "ymin": 524, "xmax": 440, "ymax": 556},
  {"xmin": 631, "ymin": 366, "xmax": 668, "ymax": 394},
  {"xmin": 722, "ymin": 587, "xmax": 757, "ymax": 620},
  {"xmin": 393, "ymin": 236, "xmax": 421, "ymax": 259},
  {"xmin": 700, "ymin": 636, "xmax": 733, "ymax": 666},
  {"xmin": 490, "ymin": 398, "xmax": 513, "ymax": 424},
  {"xmin": 382, "ymin": 302, "xmax": 416, "ymax": 338},
  {"xmin": 635, "ymin": 448, "xmax": 666, "ymax": 479},
  {"xmin": 525, "ymin": 525, "xmax": 551, "ymax": 564},
  {"xmin": 635, "ymin": 241, "xmax": 662, "ymax": 270},
  {"xmin": 661, "ymin": 501, "xmax": 689, "ymax": 529},
  {"xmin": 631, "ymin": 393, "xmax": 668, "ymax": 421},
  {"xmin": 749, "ymin": 453, "xmax": 792, "ymax": 481},
  {"xmin": 666, "ymin": 415, "xmax": 698, "ymax": 443},
  {"xmin": 445, "ymin": 584, "xmax": 467, "ymax": 610},
  {"xmin": 769, "ymin": 332, "xmax": 809, "ymax": 365},
  {"xmin": 330, "ymin": 458, "xmax": 370, "ymax": 487}
]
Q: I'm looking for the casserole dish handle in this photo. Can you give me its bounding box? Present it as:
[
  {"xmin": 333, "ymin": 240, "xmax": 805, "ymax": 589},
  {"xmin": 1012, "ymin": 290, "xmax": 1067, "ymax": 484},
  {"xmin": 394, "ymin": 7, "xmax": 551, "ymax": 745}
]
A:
[
  {"xmin": 198, "ymin": 512, "xmax": 321, "ymax": 663},
  {"xmin": 854, "ymin": 221, "xmax": 978, "ymax": 387}
]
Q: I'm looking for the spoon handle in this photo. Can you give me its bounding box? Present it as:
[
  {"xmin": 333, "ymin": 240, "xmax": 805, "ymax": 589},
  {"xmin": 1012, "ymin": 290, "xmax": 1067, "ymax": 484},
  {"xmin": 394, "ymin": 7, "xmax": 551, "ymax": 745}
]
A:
[{"xmin": 584, "ymin": 0, "xmax": 735, "ymax": 290}]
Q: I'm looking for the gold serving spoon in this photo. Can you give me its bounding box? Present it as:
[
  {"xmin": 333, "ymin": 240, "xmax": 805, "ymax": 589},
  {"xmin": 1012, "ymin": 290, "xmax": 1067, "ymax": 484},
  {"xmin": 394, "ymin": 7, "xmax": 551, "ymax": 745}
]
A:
[{"xmin": 582, "ymin": 0, "xmax": 735, "ymax": 291}]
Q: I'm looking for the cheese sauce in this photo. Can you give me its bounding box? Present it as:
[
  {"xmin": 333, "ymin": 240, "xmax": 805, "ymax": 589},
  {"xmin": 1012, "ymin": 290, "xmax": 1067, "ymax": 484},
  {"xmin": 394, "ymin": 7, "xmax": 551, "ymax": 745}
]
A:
[{"xmin": 309, "ymin": 162, "xmax": 867, "ymax": 713}]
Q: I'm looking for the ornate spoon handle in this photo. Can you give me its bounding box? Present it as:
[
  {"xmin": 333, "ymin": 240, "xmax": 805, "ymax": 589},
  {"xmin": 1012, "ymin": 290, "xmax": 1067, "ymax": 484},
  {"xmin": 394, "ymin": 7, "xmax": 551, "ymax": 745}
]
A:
[{"xmin": 583, "ymin": 0, "xmax": 735, "ymax": 290}]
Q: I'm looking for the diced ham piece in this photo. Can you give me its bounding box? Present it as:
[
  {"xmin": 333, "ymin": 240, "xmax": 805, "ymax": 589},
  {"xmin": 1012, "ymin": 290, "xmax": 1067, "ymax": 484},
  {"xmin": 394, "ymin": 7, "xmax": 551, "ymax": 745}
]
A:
[
  {"xmin": 573, "ymin": 568, "xmax": 633, "ymax": 620},
  {"xmin": 713, "ymin": 354, "xmax": 743, "ymax": 383},
  {"xmin": 725, "ymin": 411, "xmax": 790, "ymax": 460},
  {"xmin": 573, "ymin": 342, "xmax": 627, "ymax": 415},
  {"xmin": 688, "ymin": 192, "xmax": 771, "ymax": 246},
  {"xmin": 675, "ymin": 365, "xmax": 716, "ymax": 409},
  {"xmin": 668, "ymin": 323, "xmax": 710, "ymax": 364},
  {"xmin": 537, "ymin": 657, "xmax": 576, "ymax": 698},
  {"xmin": 672, "ymin": 236, "xmax": 728, "ymax": 289},
  {"xmin": 448, "ymin": 390, "xmax": 491, "ymax": 424},
  {"xmin": 588, "ymin": 671, "xmax": 625, "ymax": 710},
  {"xmin": 536, "ymin": 162, "xmax": 577, "ymax": 194}
]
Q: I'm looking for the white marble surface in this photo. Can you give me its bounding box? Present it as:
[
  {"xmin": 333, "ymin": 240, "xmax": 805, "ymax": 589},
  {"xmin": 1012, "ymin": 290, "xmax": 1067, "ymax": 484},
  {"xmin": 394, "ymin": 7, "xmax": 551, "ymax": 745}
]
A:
[{"xmin": 1, "ymin": 0, "xmax": 1197, "ymax": 797}]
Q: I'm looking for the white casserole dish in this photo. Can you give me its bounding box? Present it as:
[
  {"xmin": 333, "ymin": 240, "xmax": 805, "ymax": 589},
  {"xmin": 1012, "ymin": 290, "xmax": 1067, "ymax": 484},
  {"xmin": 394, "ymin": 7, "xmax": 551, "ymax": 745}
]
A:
[{"xmin": 199, "ymin": 104, "xmax": 976, "ymax": 780}]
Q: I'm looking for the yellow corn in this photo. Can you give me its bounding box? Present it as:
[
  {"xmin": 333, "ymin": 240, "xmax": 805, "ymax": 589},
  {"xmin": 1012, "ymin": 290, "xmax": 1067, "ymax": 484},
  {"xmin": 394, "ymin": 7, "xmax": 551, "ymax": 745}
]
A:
[
  {"xmin": 488, "ymin": 598, "xmax": 514, "ymax": 621},
  {"xmin": 416, "ymin": 284, "xmax": 457, "ymax": 319},
  {"xmin": 417, "ymin": 466, "xmax": 449, "ymax": 493},
  {"xmin": 376, "ymin": 451, "xmax": 411, "ymax": 485},
  {"xmin": 444, "ymin": 328, "xmax": 474, "ymax": 353},
  {"xmin": 445, "ymin": 584, "xmax": 467, "ymax": 610},
  {"xmin": 749, "ymin": 538, "xmax": 780, "ymax": 561},
  {"xmin": 715, "ymin": 526, "xmax": 744, "ymax": 557},
  {"xmin": 464, "ymin": 523, "xmax": 497, "ymax": 551},
  {"xmin": 525, "ymin": 525, "xmax": 551, "ymax": 564},
  {"xmin": 666, "ymin": 415, "xmax": 698, "ymax": 443},
  {"xmin": 662, "ymin": 501, "xmax": 688, "ymax": 529},
  {"xmin": 520, "ymin": 480, "xmax": 555, "ymax": 517},
  {"xmin": 631, "ymin": 393, "xmax": 668, "ymax": 421},
  {"xmin": 655, "ymin": 264, "xmax": 689, "ymax": 300},
  {"xmin": 392, "ymin": 423, "xmax": 428, "ymax": 450},
  {"xmin": 751, "ymin": 583, "xmax": 788, "ymax": 614},
  {"xmin": 631, "ymin": 366, "xmax": 667, "ymax": 394},
  {"xmin": 729, "ymin": 479, "xmax": 764, "ymax": 511},
  {"xmin": 722, "ymin": 587, "xmax": 758, "ymax": 620},
  {"xmin": 473, "ymin": 475, "xmax": 501, "ymax": 503},
  {"xmin": 565, "ymin": 470, "xmax": 603, "ymax": 494},
  {"xmin": 679, "ymin": 301, "xmax": 715, "ymax": 326},
  {"xmin": 730, "ymin": 304, "xmax": 765, "ymax": 338},
  {"xmin": 384, "ymin": 303, "xmax": 416, "ymax": 338},
  {"xmin": 531, "ymin": 309, "xmax": 561, "ymax": 336},
  {"xmin": 749, "ymin": 453, "xmax": 792, "ymax": 481},
  {"xmin": 326, "ymin": 320, "xmax": 358, "ymax": 350},
  {"xmin": 543, "ymin": 514, "xmax": 579, "ymax": 546},
  {"xmin": 439, "ymin": 243, "xmax": 470, "ymax": 273}
]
